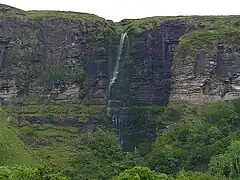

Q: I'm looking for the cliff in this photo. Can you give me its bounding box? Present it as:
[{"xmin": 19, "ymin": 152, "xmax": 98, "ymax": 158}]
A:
[
  {"xmin": 0, "ymin": 4, "xmax": 240, "ymax": 106},
  {"xmin": 1, "ymin": 3, "xmax": 240, "ymax": 154},
  {"xmin": 172, "ymin": 17, "xmax": 240, "ymax": 103},
  {"xmin": 0, "ymin": 4, "xmax": 111, "ymax": 105},
  {"xmin": 114, "ymin": 16, "xmax": 240, "ymax": 105}
]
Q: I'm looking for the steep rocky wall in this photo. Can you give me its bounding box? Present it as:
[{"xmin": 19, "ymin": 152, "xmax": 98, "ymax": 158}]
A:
[
  {"xmin": 127, "ymin": 21, "xmax": 187, "ymax": 105},
  {"xmin": 110, "ymin": 19, "xmax": 189, "ymax": 106},
  {"xmin": 118, "ymin": 17, "xmax": 240, "ymax": 105},
  {"xmin": 171, "ymin": 17, "xmax": 240, "ymax": 103},
  {"xmin": 0, "ymin": 4, "xmax": 111, "ymax": 104}
]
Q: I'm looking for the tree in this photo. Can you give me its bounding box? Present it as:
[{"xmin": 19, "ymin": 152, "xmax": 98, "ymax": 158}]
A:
[
  {"xmin": 0, "ymin": 165, "xmax": 69, "ymax": 180},
  {"xmin": 176, "ymin": 170, "xmax": 224, "ymax": 180},
  {"xmin": 209, "ymin": 140, "xmax": 240, "ymax": 179},
  {"xmin": 68, "ymin": 128, "xmax": 145, "ymax": 179},
  {"xmin": 113, "ymin": 166, "xmax": 171, "ymax": 180}
]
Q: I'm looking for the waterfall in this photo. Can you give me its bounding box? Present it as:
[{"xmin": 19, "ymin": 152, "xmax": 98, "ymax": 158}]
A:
[
  {"xmin": 107, "ymin": 32, "xmax": 128, "ymax": 148},
  {"xmin": 108, "ymin": 32, "xmax": 127, "ymax": 92},
  {"xmin": 107, "ymin": 32, "xmax": 127, "ymax": 117}
]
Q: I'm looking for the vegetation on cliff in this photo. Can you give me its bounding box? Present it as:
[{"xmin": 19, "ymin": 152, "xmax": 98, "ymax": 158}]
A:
[
  {"xmin": 0, "ymin": 108, "xmax": 37, "ymax": 166},
  {"xmin": 113, "ymin": 166, "xmax": 223, "ymax": 180},
  {"xmin": 0, "ymin": 165, "xmax": 69, "ymax": 179},
  {"xmin": 174, "ymin": 16, "xmax": 240, "ymax": 61},
  {"xmin": 0, "ymin": 4, "xmax": 105, "ymax": 22},
  {"xmin": 2, "ymin": 99, "xmax": 240, "ymax": 179},
  {"xmin": 120, "ymin": 15, "xmax": 239, "ymax": 34}
]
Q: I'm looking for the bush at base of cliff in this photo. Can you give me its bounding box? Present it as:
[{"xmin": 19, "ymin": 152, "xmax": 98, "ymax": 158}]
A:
[
  {"xmin": 67, "ymin": 128, "xmax": 145, "ymax": 179},
  {"xmin": 113, "ymin": 166, "xmax": 224, "ymax": 180},
  {"xmin": 175, "ymin": 171, "xmax": 226, "ymax": 180},
  {"xmin": 113, "ymin": 166, "xmax": 171, "ymax": 180},
  {"xmin": 0, "ymin": 165, "xmax": 69, "ymax": 180},
  {"xmin": 209, "ymin": 140, "xmax": 240, "ymax": 179},
  {"xmin": 147, "ymin": 101, "xmax": 240, "ymax": 175}
]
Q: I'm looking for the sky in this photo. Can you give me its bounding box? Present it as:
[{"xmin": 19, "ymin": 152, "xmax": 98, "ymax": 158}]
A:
[{"xmin": 0, "ymin": 0, "xmax": 239, "ymax": 22}]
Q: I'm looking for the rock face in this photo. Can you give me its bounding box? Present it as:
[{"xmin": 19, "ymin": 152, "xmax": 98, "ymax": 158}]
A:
[
  {"xmin": 172, "ymin": 44, "xmax": 240, "ymax": 103},
  {"xmin": 0, "ymin": 4, "xmax": 240, "ymax": 106},
  {"xmin": 0, "ymin": 4, "xmax": 110, "ymax": 104},
  {"xmin": 171, "ymin": 19, "xmax": 240, "ymax": 103},
  {"xmin": 123, "ymin": 21, "xmax": 188, "ymax": 105}
]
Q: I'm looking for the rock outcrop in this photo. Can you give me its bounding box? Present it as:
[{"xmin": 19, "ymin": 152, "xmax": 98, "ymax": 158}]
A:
[
  {"xmin": 171, "ymin": 17, "xmax": 240, "ymax": 103},
  {"xmin": 123, "ymin": 20, "xmax": 188, "ymax": 105},
  {"xmin": 0, "ymin": 4, "xmax": 111, "ymax": 104}
]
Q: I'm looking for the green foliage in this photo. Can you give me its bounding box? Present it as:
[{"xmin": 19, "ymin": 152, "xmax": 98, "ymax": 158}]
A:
[
  {"xmin": 41, "ymin": 64, "xmax": 88, "ymax": 85},
  {"xmin": 175, "ymin": 170, "xmax": 224, "ymax": 180},
  {"xmin": 113, "ymin": 166, "xmax": 171, "ymax": 180},
  {"xmin": 0, "ymin": 6, "xmax": 24, "ymax": 18},
  {"xmin": 3, "ymin": 104, "xmax": 105, "ymax": 122},
  {"xmin": 0, "ymin": 5, "xmax": 104, "ymax": 22},
  {"xmin": 209, "ymin": 140, "xmax": 240, "ymax": 179},
  {"xmin": 0, "ymin": 106, "xmax": 145, "ymax": 179},
  {"xmin": 68, "ymin": 128, "xmax": 145, "ymax": 179},
  {"xmin": 0, "ymin": 165, "xmax": 69, "ymax": 180},
  {"xmin": 25, "ymin": 11, "xmax": 104, "ymax": 21},
  {"xmin": 114, "ymin": 167, "xmax": 223, "ymax": 180},
  {"xmin": 113, "ymin": 166, "xmax": 170, "ymax": 180},
  {"xmin": 148, "ymin": 101, "xmax": 240, "ymax": 175},
  {"xmin": 2, "ymin": 99, "xmax": 240, "ymax": 179},
  {"xmin": 121, "ymin": 16, "xmax": 240, "ymax": 35},
  {"xmin": 174, "ymin": 16, "xmax": 240, "ymax": 62},
  {"xmin": 0, "ymin": 108, "xmax": 37, "ymax": 166},
  {"xmin": 124, "ymin": 17, "xmax": 162, "ymax": 33},
  {"xmin": 175, "ymin": 28, "xmax": 240, "ymax": 61},
  {"xmin": 1, "ymin": 104, "xmax": 107, "ymax": 174},
  {"xmin": 200, "ymin": 102, "xmax": 240, "ymax": 131}
]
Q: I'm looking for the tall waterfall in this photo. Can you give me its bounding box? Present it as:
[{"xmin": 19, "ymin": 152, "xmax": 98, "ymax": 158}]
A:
[
  {"xmin": 107, "ymin": 32, "xmax": 127, "ymax": 117},
  {"xmin": 108, "ymin": 32, "xmax": 127, "ymax": 92},
  {"xmin": 106, "ymin": 32, "xmax": 156, "ymax": 150},
  {"xmin": 107, "ymin": 32, "xmax": 128, "ymax": 148}
]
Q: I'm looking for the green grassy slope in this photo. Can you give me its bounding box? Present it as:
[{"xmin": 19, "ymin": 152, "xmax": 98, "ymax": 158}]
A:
[
  {"xmin": 0, "ymin": 108, "xmax": 37, "ymax": 166},
  {"xmin": 1, "ymin": 104, "xmax": 106, "ymax": 171}
]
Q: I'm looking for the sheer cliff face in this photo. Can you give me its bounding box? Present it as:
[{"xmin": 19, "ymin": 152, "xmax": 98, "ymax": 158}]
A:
[
  {"xmin": 1, "ymin": 4, "xmax": 240, "ymax": 105},
  {"xmin": 172, "ymin": 41, "xmax": 240, "ymax": 103},
  {"xmin": 171, "ymin": 18, "xmax": 240, "ymax": 103},
  {"xmin": 0, "ymin": 5, "xmax": 110, "ymax": 104},
  {"xmin": 122, "ymin": 17, "xmax": 240, "ymax": 105},
  {"xmin": 117, "ymin": 21, "xmax": 188, "ymax": 106}
]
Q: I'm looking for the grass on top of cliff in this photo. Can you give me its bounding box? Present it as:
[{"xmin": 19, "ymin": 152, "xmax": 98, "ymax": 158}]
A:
[
  {"xmin": 175, "ymin": 27, "xmax": 240, "ymax": 62},
  {"xmin": 174, "ymin": 15, "xmax": 240, "ymax": 62},
  {"xmin": 122, "ymin": 16, "xmax": 192, "ymax": 33},
  {"xmin": 0, "ymin": 7, "xmax": 105, "ymax": 21},
  {"xmin": 25, "ymin": 11, "xmax": 105, "ymax": 21},
  {"xmin": 121, "ymin": 17, "xmax": 163, "ymax": 33},
  {"xmin": 122, "ymin": 15, "xmax": 240, "ymax": 33}
]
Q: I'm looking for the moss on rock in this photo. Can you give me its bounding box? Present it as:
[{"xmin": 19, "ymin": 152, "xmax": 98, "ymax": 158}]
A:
[{"xmin": 174, "ymin": 16, "xmax": 240, "ymax": 62}]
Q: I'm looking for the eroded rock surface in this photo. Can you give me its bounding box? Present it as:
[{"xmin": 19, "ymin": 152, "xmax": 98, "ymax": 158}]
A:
[
  {"xmin": 172, "ymin": 24, "xmax": 240, "ymax": 103},
  {"xmin": 0, "ymin": 4, "xmax": 110, "ymax": 104}
]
